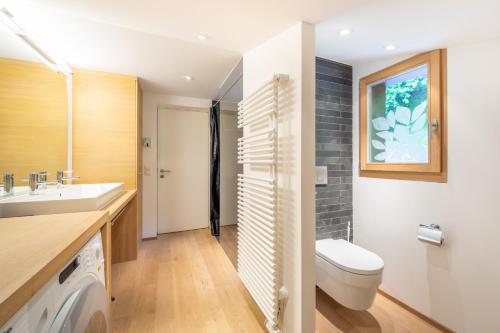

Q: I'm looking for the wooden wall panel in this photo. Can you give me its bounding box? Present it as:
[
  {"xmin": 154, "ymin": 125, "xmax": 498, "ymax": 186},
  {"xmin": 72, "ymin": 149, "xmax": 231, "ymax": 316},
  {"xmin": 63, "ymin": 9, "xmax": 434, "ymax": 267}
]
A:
[
  {"xmin": 72, "ymin": 69, "xmax": 139, "ymax": 190},
  {"xmin": 0, "ymin": 58, "xmax": 67, "ymax": 184}
]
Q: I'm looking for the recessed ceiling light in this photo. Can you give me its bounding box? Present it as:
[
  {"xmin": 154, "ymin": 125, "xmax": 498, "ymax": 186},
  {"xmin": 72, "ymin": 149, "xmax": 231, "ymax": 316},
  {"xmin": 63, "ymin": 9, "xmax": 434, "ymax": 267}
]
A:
[
  {"xmin": 197, "ymin": 35, "xmax": 208, "ymax": 41},
  {"xmin": 338, "ymin": 28, "xmax": 352, "ymax": 36},
  {"xmin": 385, "ymin": 44, "xmax": 398, "ymax": 51},
  {"xmin": 183, "ymin": 76, "xmax": 193, "ymax": 81}
]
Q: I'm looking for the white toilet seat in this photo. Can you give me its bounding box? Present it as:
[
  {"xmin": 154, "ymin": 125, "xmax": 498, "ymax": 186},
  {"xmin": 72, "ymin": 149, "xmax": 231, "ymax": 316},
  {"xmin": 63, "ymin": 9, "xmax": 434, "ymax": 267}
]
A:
[
  {"xmin": 316, "ymin": 255, "xmax": 382, "ymax": 288},
  {"xmin": 316, "ymin": 239, "xmax": 384, "ymax": 275}
]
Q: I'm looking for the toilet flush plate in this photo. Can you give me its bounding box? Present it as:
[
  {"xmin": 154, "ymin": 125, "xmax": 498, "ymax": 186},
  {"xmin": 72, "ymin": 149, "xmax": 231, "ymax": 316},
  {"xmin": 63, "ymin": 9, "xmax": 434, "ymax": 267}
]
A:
[{"xmin": 315, "ymin": 166, "xmax": 328, "ymax": 185}]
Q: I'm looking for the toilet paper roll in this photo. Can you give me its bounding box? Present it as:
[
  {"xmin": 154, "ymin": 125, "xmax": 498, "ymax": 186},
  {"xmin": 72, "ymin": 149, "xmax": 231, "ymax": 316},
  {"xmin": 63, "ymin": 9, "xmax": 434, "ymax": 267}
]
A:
[{"xmin": 417, "ymin": 224, "xmax": 444, "ymax": 246}]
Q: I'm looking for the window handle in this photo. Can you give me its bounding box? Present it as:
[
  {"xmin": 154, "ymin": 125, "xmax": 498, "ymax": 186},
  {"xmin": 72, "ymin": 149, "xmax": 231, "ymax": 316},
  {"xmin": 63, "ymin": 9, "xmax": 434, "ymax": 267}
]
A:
[{"xmin": 431, "ymin": 119, "xmax": 439, "ymax": 132}]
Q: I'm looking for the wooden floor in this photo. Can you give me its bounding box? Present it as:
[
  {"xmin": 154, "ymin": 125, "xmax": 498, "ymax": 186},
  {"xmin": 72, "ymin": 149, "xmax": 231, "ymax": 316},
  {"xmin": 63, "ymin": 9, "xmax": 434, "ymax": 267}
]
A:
[
  {"xmin": 112, "ymin": 227, "xmax": 445, "ymax": 333},
  {"xmin": 218, "ymin": 224, "xmax": 238, "ymax": 269},
  {"xmin": 316, "ymin": 289, "xmax": 444, "ymax": 333},
  {"xmin": 111, "ymin": 228, "xmax": 266, "ymax": 333}
]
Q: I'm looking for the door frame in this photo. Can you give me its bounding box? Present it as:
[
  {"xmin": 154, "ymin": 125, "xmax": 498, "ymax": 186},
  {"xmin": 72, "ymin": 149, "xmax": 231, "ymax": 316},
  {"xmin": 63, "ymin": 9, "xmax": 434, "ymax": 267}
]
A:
[{"xmin": 156, "ymin": 104, "xmax": 210, "ymax": 234}]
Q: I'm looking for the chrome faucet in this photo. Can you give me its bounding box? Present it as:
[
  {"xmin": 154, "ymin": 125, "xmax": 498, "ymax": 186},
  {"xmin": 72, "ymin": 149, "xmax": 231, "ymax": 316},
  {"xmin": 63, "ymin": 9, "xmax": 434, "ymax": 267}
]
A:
[
  {"xmin": 37, "ymin": 171, "xmax": 49, "ymax": 190},
  {"xmin": 56, "ymin": 170, "xmax": 80, "ymax": 186},
  {"xmin": 21, "ymin": 172, "xmax": 58, "ymax": 195},
  {"xmin": 0, "ymin": 173, "xmax": 14, "ymax": 195}
]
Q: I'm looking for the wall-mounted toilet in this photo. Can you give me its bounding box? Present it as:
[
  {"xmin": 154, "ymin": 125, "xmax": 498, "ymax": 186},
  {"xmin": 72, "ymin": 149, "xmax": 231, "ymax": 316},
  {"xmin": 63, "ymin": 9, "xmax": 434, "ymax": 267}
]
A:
[{"xmin": 316, "ymin": 238, "xmax": 384, "ymax": 311}]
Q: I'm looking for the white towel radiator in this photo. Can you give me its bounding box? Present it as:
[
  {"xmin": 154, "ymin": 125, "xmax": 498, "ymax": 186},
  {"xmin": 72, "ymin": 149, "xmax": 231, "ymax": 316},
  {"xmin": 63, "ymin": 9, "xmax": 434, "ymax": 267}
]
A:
[{"xmin": 237, "ymin": 74, "xmax": 289, "ymax": 333}]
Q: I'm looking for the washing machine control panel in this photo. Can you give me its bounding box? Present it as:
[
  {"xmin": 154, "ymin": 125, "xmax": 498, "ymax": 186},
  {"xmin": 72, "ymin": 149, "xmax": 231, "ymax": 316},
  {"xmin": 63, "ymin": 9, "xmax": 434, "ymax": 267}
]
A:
[{"xmin": 57, "ymin": 232, "xmax": 105, "ymax": 289}]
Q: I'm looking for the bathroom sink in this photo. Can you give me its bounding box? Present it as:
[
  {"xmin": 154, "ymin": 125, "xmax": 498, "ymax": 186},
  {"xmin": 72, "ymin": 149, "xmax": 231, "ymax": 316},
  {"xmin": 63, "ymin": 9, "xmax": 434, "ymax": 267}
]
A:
[
  {"xmin": 0, "ymin": 183, "xmax": 124, "ymax": 218},
  {"xmin": 0, "ymin": 186, "xmax": 30, "ymax": 199}
]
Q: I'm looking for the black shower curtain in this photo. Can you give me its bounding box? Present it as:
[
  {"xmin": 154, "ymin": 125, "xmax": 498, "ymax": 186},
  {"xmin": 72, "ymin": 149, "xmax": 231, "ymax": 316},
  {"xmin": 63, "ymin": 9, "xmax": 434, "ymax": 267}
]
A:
[{"xmin": 209, "ymin": 101, "xmax": 220, "ymax": 236}]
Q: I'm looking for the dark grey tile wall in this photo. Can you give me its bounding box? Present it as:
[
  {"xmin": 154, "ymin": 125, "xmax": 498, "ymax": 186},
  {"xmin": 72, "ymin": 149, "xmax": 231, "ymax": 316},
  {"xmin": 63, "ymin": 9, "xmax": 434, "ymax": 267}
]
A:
[{"xmin": 315, "ymin": 57, "xmax": 353, "ymax": 241}]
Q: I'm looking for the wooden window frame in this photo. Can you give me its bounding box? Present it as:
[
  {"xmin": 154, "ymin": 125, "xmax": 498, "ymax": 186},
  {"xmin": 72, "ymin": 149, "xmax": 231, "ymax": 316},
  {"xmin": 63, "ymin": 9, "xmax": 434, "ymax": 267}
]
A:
[{"xmin": 359, "ymin": 49, "xmax": 447, "ymax": 182}]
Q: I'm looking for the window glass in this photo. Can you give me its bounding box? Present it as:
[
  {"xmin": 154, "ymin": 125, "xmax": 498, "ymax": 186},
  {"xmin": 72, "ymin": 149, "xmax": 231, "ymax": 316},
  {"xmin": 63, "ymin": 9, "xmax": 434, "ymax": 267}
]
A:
[{"xmin": 368, "ymin": 64, "xmax": 428, "ymax": 163}]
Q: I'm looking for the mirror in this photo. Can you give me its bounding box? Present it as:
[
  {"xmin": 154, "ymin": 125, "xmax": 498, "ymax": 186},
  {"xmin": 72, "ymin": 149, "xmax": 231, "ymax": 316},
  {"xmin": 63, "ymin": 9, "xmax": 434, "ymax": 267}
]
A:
[
  {"xmin": 218, "ymin": 75, "xmax": 243, "ymax": 268},
  {"xmin": 0, "ymin": 6, "xmax": 69, "ymax": 187}
]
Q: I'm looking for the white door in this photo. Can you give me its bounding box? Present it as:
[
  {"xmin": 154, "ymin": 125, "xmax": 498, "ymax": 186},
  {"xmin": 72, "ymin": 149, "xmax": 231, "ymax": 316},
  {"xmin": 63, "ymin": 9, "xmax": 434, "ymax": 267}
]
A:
[
  {"xmin": 220, "ymin": 112, "xmax": 242, "ymax": 226},
  {"xmin": 157, "ymin": 108, "xmax": 209, "ymax": 234}
]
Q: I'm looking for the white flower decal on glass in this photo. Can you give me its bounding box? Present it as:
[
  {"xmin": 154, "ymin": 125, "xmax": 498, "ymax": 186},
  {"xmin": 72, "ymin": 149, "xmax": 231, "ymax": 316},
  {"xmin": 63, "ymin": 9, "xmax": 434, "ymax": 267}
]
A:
[
  {"xmin": 395, "ymin": 106, "xmax": 411, "ymax": 125},
  {"xmin": 371, "ymin": 140, "xmax": 385, "ymax": 150},
  {"xmin": 372, "ymin": 117, "xmax": 390, "ymax": 131},
  {"xmin": 371, "ymin": 101, "xmax": 428, "ymax": 163}
]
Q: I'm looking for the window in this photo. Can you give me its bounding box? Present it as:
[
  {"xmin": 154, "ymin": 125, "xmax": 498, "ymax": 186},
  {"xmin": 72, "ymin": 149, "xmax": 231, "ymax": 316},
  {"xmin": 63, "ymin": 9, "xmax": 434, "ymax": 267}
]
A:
[{"xmin": 359, "ymin": 49, "xmax": 447, "ymax": 182}]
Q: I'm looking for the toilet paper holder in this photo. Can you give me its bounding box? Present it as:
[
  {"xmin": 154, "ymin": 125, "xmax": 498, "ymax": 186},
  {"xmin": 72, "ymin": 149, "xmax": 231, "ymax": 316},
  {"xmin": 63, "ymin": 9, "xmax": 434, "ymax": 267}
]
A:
[
  {"xmin": 418, "ymin": 224, "xmax": 444, "ymax": 246},
  {"xmin": 419, "ymin": 223, "xmax": 441, "ymax": 230}
]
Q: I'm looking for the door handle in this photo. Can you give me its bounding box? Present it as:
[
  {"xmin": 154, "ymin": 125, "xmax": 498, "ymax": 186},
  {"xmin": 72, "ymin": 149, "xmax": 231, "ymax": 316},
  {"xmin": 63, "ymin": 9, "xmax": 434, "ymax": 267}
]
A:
[{"xmin": 159, "ymin": 169, "xmax": 171, "ymax": 174}]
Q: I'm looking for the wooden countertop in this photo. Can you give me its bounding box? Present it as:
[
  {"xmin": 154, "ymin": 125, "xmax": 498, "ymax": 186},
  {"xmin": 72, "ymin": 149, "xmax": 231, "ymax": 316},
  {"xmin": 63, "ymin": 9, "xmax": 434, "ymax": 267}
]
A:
[
  {"xmin": 102, "ymin": 190, "xmax": 137, "ymax": 220},
  {"xmin": 0, "ymin": 211, "xmax": 109, "ymax": 327}
]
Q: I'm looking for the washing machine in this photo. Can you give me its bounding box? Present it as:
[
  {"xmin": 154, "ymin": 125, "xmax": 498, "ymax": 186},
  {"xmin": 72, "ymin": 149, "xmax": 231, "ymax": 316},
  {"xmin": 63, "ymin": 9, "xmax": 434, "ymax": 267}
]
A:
[{"xmin": 1, "ymin": 231, "xmax": 109, "ymax": 333}]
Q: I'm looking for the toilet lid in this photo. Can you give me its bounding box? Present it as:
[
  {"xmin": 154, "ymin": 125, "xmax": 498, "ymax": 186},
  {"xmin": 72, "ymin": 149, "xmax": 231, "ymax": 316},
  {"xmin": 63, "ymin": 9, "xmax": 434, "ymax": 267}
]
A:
[{"xmin": 316, "ymin": 239, "xmax": 384, "ymax": 275}]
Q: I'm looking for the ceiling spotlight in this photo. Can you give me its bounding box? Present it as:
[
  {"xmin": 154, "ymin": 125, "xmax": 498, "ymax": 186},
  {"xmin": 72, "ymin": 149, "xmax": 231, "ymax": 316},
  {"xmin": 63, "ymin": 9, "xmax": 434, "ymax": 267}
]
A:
[
  {"xmin": 385, "ymin": 44, "xmax": 398, "ymax": 51},
  {"xmin": 183, "ymin": 76, "xmax": 193, "ymax": 81},
  {"xmin": 197, "ymin": 35, "xmax": 208, "ymax": 41},
  {"xmin": 338, "ymin": 28, "xmax": 352, "ymax": 36}
]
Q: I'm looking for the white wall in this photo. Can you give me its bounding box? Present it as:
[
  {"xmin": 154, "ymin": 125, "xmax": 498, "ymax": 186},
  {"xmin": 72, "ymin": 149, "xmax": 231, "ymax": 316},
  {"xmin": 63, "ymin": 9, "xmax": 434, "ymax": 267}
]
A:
[
  {"xmin": 352, "ymin": 38, "xmax": 500, "ymax": 332},
  {"xmin": 243, "ymin": 22, "xmax": 316, "ymax": 332},
  {"xmin": 142, "ymin": 92, "xmax": 211, "ymax": 238}
]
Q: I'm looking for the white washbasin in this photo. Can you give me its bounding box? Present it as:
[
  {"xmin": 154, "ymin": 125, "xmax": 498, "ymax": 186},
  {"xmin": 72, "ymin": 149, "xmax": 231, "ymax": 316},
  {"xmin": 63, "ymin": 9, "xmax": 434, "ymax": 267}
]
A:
[
  {"xmin": 0, "ymin": 186, "xmax": 29, "ymax": 199},
  {"xmin": 0, "ymin": 183, "xmax": 124, "ymax": 218}
]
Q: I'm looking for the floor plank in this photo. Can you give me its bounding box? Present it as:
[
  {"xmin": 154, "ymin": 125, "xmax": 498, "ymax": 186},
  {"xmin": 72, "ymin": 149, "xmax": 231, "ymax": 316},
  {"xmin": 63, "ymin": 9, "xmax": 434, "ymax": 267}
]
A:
[{"xmin": 111, "ymin": 228, "xmax": 266, "ymax": 333}]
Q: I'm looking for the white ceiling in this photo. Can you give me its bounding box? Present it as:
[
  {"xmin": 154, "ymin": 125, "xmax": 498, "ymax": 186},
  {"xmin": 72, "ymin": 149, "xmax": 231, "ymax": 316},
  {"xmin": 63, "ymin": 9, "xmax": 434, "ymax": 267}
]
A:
[
  {"xmin": 0, "ymin": 21, "xmax": 39, "ymax": 63},
  {"xmin": 316, "ymin": 0, "xmax": 500, "ymax": 65},
  {"xmin": 2, "ymin": 0, "xmax": 499, "ymax": 98},
  {"xmin": 20, "ymin": 0, "xmax": 368, "ymax": 53},
  {"xmin": 0, "ymin": 1, "xmax": 241, "ymax": 97},
  {"xmin": 0, "ymin": 0, "xmax": 368, "ymax": 98}
]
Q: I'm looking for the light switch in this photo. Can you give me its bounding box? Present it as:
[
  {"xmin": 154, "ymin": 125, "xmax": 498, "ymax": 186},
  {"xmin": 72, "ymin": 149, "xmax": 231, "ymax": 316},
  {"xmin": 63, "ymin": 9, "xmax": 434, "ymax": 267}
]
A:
[{"xmin": 144, "ymin": 165, "xmax": 151, "ymax": 176}]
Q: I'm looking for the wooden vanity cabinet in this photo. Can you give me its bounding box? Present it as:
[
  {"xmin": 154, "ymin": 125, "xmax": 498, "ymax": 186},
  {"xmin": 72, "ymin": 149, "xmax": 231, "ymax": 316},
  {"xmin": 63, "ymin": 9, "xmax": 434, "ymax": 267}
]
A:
[{"xmin": 110, "ymin": 195, "xmax": 139, "ymax": 263}]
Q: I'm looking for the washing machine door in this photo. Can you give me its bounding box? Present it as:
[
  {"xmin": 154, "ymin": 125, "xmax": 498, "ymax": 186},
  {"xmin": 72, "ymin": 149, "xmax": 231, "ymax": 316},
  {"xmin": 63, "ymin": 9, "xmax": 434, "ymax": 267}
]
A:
[{"xmin": 49, "ymin": 276, "xmax": 109, "ymax": 333}]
